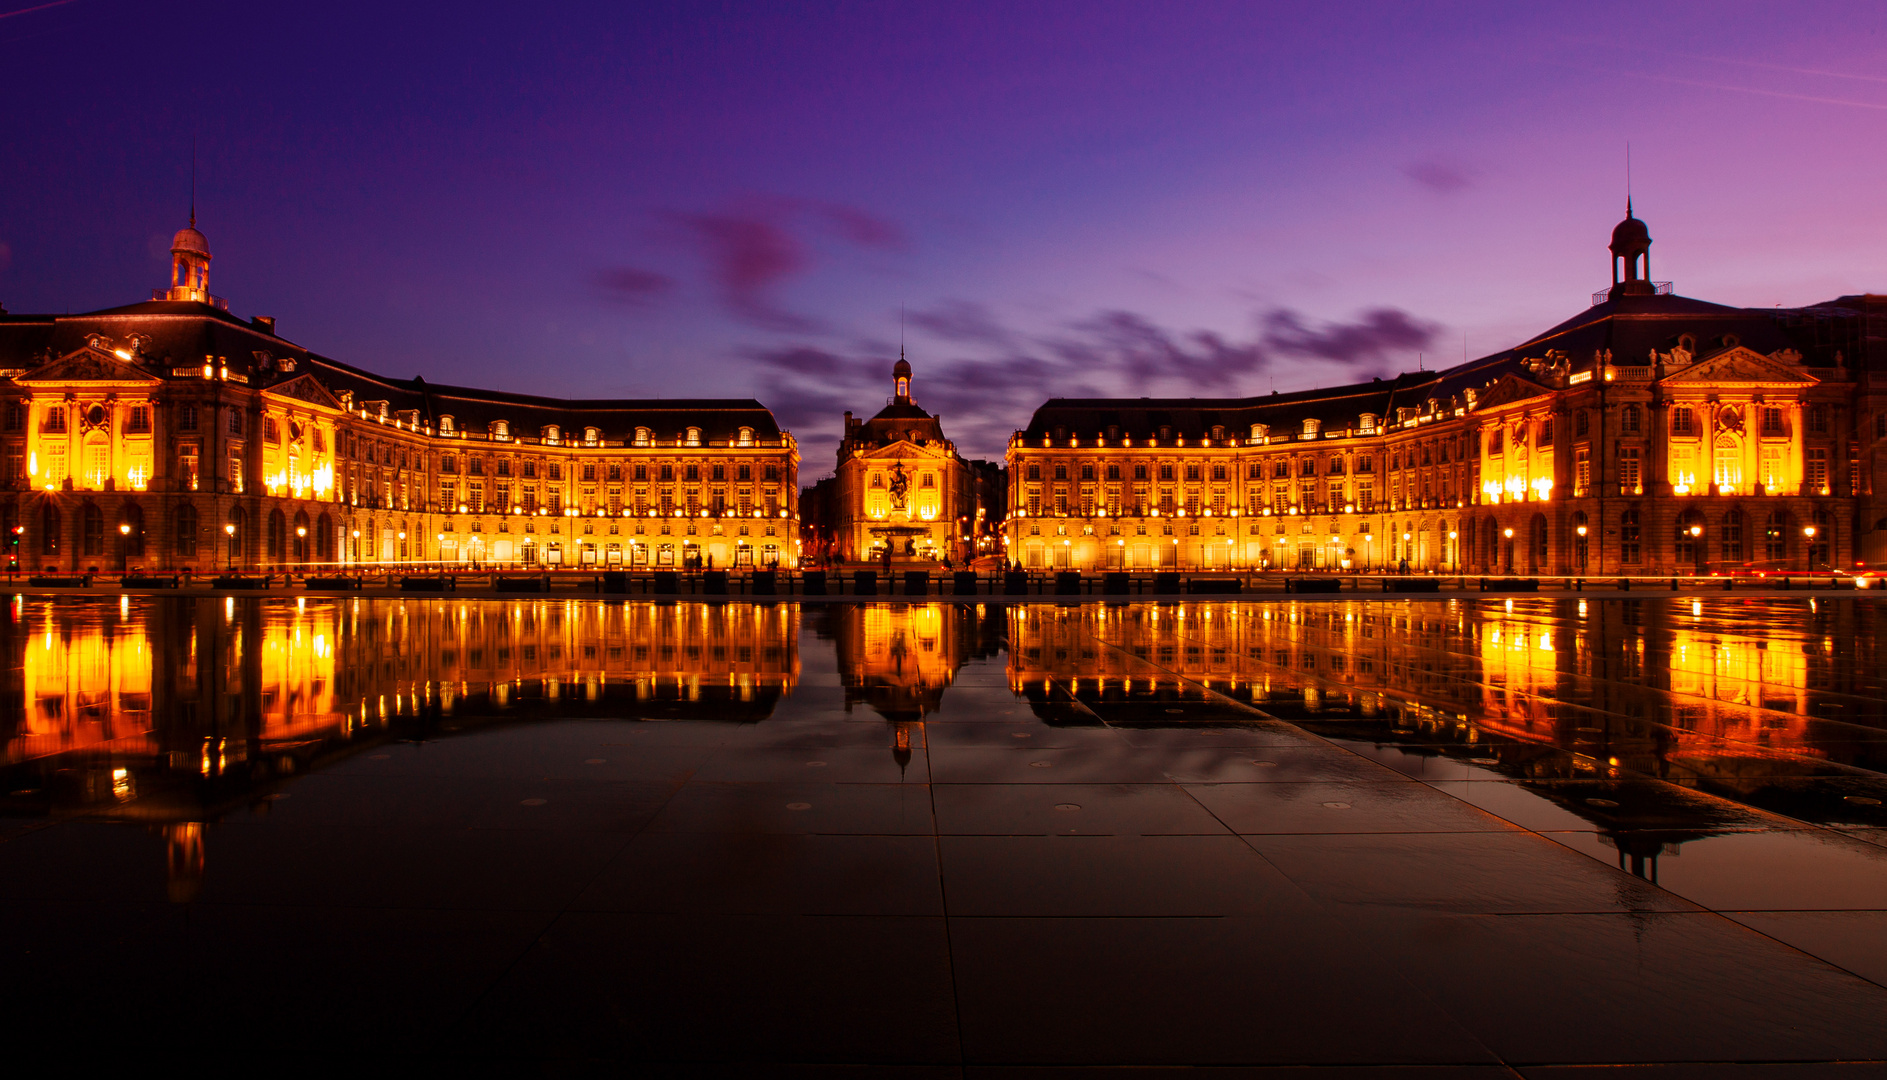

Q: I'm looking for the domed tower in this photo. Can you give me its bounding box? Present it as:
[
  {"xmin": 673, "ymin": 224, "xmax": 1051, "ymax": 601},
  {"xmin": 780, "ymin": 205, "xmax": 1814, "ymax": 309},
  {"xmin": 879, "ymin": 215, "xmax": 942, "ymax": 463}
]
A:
[
  {"xmin": 167, "ymin": 217, "xmax": 212, "ymax": 303},
  {"xmin": 1608, "ymin": 200, "xmax": 1654, "ymax": 298},
  {"xmin": 892, "ymin": 353, "xmax": 913, "ymax": 403}
]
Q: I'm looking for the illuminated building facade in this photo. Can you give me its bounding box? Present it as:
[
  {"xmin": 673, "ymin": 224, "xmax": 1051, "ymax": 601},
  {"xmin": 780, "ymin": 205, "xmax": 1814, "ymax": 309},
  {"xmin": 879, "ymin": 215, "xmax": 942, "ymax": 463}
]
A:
[
  {"xmin": 0, "ymin": 222, "xmax": 801, "ymax": 572},
  {"xmin": 829, "ymin": 358, "xmax": 978, "ymax": 564},
  {"xmin": 1006, "ymin": 212, "xmax": 1885, "ymax": 575}
]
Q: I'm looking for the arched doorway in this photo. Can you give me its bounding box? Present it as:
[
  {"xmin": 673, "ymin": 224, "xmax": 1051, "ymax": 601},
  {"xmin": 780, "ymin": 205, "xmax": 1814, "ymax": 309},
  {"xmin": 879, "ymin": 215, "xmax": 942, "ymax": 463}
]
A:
[
  {"xmin": 120, "ymin": 503, "xmax": 145, "ymax": 563},
  {"xmin": 1529, "ymin": 514, "xmax": 1547, "ymax": 574},
  {"xmin": 267, "ymin": 508, "xmax": 286, "ymax": 562},
  {"xmin": 80, "ymin": 501, "xmax": 104, "ymax": 558},
  {"xmin": 175, "ymin": 503, "xmax": 198, "ymax": 559},
  {"xmin": 292, "ymin": 510, "xmax": 311, "ymax": 563},
  {"xmin": 315, "ymin": 512, "xmax": 333, "ymax": 563},
  {"xmin": 226, "ymin": 506, "xmax": 246, "ymax": 569},
  {"xmin": 1675, "ymin": 508, "xmax": 1705, "ymax": 573},
  {"xmin": 1719, "ymin": 509, "xmax": 1745, "ymax": 567}
]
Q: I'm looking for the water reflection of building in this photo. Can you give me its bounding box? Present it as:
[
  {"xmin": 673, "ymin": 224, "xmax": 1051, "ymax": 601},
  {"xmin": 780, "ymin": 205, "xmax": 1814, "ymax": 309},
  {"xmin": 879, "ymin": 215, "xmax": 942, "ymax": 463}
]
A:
[
  {"xmin": 2, "ymin": 596, "xmax": 800, "ymax": 797},
  {"xmin": 1002, "ymin": 598, "xmax": 1877, "ymax": 780},
  {"xmin": 823, "ymin": 602, "xmax": 1002, "ymax": 767}
]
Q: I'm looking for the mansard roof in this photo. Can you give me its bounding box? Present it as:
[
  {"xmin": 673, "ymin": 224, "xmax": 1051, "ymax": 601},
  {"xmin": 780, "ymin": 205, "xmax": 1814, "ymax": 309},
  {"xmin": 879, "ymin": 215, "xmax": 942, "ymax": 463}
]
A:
[
  {"xmin": 1018, "ymin": 290, "xmax": 1862, "ymax": 442},
  {"xmin": 0, "ymin": 300, "xmax": 784, "ymax": 444}
]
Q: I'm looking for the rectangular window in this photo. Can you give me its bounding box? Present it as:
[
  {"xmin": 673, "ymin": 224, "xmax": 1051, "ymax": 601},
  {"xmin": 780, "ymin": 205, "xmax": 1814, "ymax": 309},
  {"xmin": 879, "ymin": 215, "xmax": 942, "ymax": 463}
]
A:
[
  {"xmin": 1621, "ymin": 510, "xmax": 1642, "ymax": 564},
  {"xmin": 1808, "ymin": 405, "xmax": 1829, "ymax": 434},
  {"xmin": 228, "ymin": 450, "xmax": 244, "ymax": 494},
  {"xmin": 1807, "ymin": 448, "xmax": 1829, "ymax": 493},
  {"xmin": 228, "ymin": 409, "xmax": 243, "ymax": 435},
  {"xmin": 1574, "ymin": 449, "xmax": 1590, "ymax": 495},
  {"xmin": 1763, "ymin": 407, "xmax": 1787, "ymax": 437},
  {"xmin": 42, "ymin": 406, "xmax": 67, "ymax": 433},
  {"xmin": 1760, "ymin": 446, "xmax": 1786, "ymax": 492},
  {"xmin": 127, "ymin": 405, "xmax": 152, "ymax": 433},
  {"xmin": 1355, "ymin": 480, "xmax": 1372, "ymax": 510},
  {"xmin": 1618, "ymin": 447, "xmax": 1641, "ymax": 494},
  {"xmin": 470, "ymin": 482, "xmax": 484, "ymax": 513},
  {"xmin": 1671, "ymin": 446, "xmax": 1697, "ymax": 491}
]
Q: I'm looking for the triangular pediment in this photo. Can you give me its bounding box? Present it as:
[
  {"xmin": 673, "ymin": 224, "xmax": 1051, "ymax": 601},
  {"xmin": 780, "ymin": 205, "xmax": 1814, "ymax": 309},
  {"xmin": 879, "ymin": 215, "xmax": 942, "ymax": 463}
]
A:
[
  {"xmin": 856, "ymin": 439, "xmax": 952, "ymax": 460},
  {"xmin": 262, "ymin": 373, "xmax": 347, "ymax": 412},
  {"xmin": 18, "ymin": 345, "xmax": 161, "ymax": 386},
  {"xmin": 1471, "ymin": 373, "xmax": 1553, "ymax": 412},
  {"xmin": 1660, "ymin": 346, "xmax": 1817, "ymax": 386}
]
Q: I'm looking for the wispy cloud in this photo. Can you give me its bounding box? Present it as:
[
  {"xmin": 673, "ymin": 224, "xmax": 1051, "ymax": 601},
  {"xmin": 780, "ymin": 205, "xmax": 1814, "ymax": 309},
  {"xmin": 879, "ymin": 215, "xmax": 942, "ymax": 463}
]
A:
[
  {"xmin": 755, "ymin": 302, "xmax": 1440, "ymax": 461},
  {"xmin": 592, "ymin": 266, "xmax": 674, "ymax": 305},
  {"xmin": 1403, "ymin": 158, "xmax": 1475, "ymax": 194}
]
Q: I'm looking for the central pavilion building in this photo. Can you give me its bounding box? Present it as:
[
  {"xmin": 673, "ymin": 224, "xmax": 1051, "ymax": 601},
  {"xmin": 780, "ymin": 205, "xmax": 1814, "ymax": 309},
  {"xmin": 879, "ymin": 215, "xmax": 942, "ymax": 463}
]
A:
[{"xmin": 1005, "ymin": 210, "xmax": 1885, "ymax": 576}]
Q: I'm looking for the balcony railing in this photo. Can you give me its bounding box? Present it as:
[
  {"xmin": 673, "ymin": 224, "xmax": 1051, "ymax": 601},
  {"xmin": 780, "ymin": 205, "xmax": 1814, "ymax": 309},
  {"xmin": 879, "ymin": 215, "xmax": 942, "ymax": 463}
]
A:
[{"xmin": 1592, "ymin": 281, "xmax": 1674, "ymax": 306}]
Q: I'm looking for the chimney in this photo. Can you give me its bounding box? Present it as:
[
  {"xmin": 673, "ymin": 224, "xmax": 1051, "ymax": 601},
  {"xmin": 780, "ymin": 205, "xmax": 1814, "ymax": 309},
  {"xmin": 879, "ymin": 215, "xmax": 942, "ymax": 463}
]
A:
[{"xmin": 252, "ymin": 315, "xmax": 276, "ymax": 335}]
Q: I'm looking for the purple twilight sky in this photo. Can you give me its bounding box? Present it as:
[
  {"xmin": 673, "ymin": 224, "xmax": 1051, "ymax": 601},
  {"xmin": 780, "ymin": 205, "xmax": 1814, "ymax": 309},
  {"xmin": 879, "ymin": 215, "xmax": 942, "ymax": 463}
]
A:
[{"xmin": 4, "ymin": 0, "xmax": 1887, "ymax": 470}]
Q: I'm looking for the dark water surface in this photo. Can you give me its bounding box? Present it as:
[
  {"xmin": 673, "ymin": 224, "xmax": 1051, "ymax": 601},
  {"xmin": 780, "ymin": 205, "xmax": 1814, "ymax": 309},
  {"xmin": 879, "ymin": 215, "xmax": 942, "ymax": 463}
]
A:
[{"xmin": 4, "ymin": 593, "xmax": 1886, "ymax": 1070}]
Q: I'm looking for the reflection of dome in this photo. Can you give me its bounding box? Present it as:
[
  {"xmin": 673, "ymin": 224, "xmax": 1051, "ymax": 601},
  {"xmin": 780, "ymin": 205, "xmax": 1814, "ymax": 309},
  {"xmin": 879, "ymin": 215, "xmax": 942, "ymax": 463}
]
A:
[{"xmin": 171, "ymin": 226, "xmax": 211, "ymax": 258}]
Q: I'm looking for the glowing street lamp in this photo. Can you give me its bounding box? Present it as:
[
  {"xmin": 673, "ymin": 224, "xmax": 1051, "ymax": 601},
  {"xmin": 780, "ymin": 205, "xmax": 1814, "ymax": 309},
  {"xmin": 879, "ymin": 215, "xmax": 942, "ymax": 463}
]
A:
[
  {"xmin": 118, "ymin": 522, "xmax": 131, "ymax": 572},
  {"xmin": 224, "ymin": 522, "xmax": 237, "ymax": 571}
]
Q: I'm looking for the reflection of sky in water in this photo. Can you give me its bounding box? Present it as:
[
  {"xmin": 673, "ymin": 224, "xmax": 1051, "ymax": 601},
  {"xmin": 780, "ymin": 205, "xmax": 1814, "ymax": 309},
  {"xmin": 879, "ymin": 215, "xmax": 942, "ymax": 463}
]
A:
[{"xmin": 4, "ymin": 595, "xmax": 1885, "ymax": 885}]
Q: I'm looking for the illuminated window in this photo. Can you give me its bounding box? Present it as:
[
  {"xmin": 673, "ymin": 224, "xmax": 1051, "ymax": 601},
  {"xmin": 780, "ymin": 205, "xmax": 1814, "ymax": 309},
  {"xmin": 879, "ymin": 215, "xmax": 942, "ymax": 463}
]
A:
[
  {"xmin": 1713, "ymin": 438, "xmax": 1741, "ymax": 490},
  {"xmin": 1671, "ymin": 407, "xmax": 1695, "ymax": 435}
]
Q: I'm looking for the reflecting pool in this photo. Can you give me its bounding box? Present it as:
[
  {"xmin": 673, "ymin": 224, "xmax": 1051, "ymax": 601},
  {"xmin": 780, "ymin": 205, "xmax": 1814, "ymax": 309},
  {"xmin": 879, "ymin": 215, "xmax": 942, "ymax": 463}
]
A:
[{"xmin": 3, "ymin": 593, "xmax": 1886, "ymax": 1067}]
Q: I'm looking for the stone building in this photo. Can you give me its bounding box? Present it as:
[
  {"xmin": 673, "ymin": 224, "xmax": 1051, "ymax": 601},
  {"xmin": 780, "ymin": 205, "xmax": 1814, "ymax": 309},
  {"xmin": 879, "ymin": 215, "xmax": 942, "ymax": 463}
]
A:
[
  {"xmin": 1005, "ymin": 210, "xmax": 1884, "ymax": 575},
  {"xmin": 0, "ymin": 221, "xmax": 801, "ymax": 572},
  {"xmin": 829, "ymin": 357, "xmax": 978, "ymax": 565}
]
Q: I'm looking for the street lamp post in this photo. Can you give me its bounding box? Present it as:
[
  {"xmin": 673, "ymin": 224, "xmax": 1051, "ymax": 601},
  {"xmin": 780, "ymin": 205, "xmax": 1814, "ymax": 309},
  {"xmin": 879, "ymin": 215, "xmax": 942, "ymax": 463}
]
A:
[
  {"xmin": 118, "ymin": 522, "xmax": 131, "ymax": 573},
  {"xmin": 1688, "ymin": 523, "xmax": 1703, "ymax": 574},
  {"xmin": 296, "ymin": 525, "xmax": 307, "ymax": 566},
  {"xmin": 1803, "ymin": 524, "xmax": 1818, "ymax": 573},
  {"xmin": 223, "ymin": 522, "xmax": 236, "ymax": 572}
]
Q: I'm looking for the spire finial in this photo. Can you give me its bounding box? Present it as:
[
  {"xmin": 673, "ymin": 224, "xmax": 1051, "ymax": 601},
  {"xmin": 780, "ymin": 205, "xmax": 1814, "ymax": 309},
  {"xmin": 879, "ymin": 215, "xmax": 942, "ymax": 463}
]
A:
[
  {"xmin": 1625, "ymin": 141, "xmax": 1632, "ymax": 217},
  {"xmin": 190, "ymin": 136, "xmax": 197, "ymax": 228}
]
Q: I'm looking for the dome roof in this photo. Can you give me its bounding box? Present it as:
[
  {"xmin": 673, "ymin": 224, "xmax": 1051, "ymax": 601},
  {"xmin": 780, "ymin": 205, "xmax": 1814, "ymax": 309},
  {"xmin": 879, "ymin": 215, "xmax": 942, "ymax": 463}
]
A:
[
  {"xmin": 1609, "ymin": 213, "xmax": 1650, "ymax": 255},
  {"xmin": 171, "ymin": 226, "xmax": 211, "ymax": 258},
  {"xmin": 893, "ymin": 358, "xmax": 911, "ymax": 380}
]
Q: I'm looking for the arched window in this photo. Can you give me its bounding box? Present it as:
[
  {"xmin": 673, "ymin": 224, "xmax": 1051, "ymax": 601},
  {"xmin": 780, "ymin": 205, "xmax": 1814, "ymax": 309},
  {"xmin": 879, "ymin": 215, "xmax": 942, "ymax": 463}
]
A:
[
  {"xmin": 227, "ymin": 506, "xmax": 245, "ymax": 563},
  {"xmin": 121, "ymin": 503, "xmax": 145, "ymax": 557},
  {"xmin": 1765, "ymin": 511, "xmax": 1788, "ymax": 562},
  {"xmin": 1530, "ymin": 513, "xmax": 1548, "ymax": 573},
  {"xmin": 1713, "ymin": 437, "xmax": 1741, "ymax": 492},
  {"xmin": 80, "ymin": 502, "xmax": 104, "ymax": 556},
  {"xmin": 267, "ymin": 508, "xmax": 286, "ymax": 559},
  {"xmin": 40, "ymin": 502, "xmax": 60, "ymax": 556},
  {"xmin": 1620, "ymin": 508, "xmax": 1642, "ymax": 564},
  {"xmin": 82, "ymin": 433, "xmax": 110, "ymax": 490},
  {"xmin": 175, "ymin": 503, "xmax": 198, "ymax": 557},
  {"xmin": 316, "ymin": 512, "xmax": 334, "ymax": 561},
  {"xmin": 1720, "ymin": 509, "xmax": 1745, "ymax": 563}
]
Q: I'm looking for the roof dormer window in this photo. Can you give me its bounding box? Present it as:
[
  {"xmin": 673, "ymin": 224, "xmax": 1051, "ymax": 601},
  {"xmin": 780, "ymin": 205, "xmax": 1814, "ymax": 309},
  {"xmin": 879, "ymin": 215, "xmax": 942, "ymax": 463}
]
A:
[
  {"xmin": 737, "ymin": 426, "xmax": 754, "ymax": 447},
  {"xmin": 492, "ymin": 419, "xmax": 510, "ymax": 440},
  {"xmin": 542, "ymin": 424, "xmax": 560, "ymax": 444},
  {"xmin": 583, "ymin": 426, "xmax": 600, "ymax": 445},
  {"xmin": 1358, "ymin": 414, "xmax": 1377, "ymax": 434},
  {"xmin": 633, "ymin": 427, "xmax": 651, "ymax": 447},
  {"xmin": 1302, "ymin": 418, "xmax": 1321, "ymax": 438},
  {"xmin": 439, "ymin": 415, "xmax": 456, "ymax": 435},
  {"xmin": 685, "ymin": 427, "xmax": 701, "ymax": 447}
]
